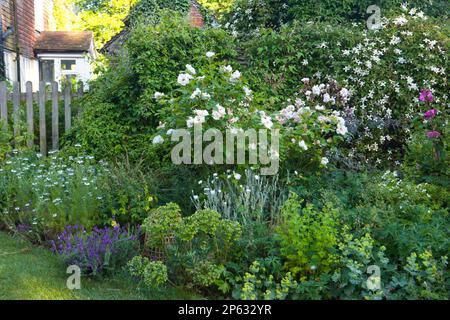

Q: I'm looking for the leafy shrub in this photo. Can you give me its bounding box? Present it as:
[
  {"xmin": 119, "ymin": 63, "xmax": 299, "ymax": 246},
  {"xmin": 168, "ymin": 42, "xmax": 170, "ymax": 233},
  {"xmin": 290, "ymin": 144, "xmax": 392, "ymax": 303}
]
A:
[
  {"xmin": 240, "ymin": 8, "xmax": 449, "ymax": 166},
  {"xmin": 65, "ymin": 15, "xmax": 237, "ymax": 166},
  {"xmin": 403, "ymin": 130, "xmax": 449, "ymax": 185},
  {"xmin": 142, "ymin": 202, "xmax": 183, "ymax": 249},
  {"xmin": 241, "ymin": 21, "xmax": 362, "ymax": 106},
  {"xmin": 223, "ymin": 0, "xmax": 290, "ymax": 37},
  {"xmin": 129, "ymin": 0, "xmax": 191, "ymax": 26},
  {"xmin": 276, "ymin": 193, "xmax": 339, "ymax": 275},
  {"xmin": 153, "ymin": 55, "xmax": 349, "ymax": 174},
  {"xmin": 100, "ymin": 157, "xmax": 159, "ymax": 225},
  {"xmin": 141, "ymin": 203, "xmax": 241, "ymax": 291},
  {"xmin": 51, "ymin": 224, "xmax": 140, "ymax": 275},
  {"xmin": 127, "ymin": 255, "xmax": 169, "ymax": 288},
  {"xmin": 292, "ymin": 170, "xmax": 449, "ymax": 262},
  {"xmin": 223, "ymin": 0, "xmax": 449, "ymax": 36}
]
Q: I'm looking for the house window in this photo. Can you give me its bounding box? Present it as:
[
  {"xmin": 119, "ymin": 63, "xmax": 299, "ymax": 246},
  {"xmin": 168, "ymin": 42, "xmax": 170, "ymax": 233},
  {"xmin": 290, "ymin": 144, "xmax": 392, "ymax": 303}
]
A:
[
  {"xmin": 61, "ymin": 60, "xmax": 77, "ymax": 71},
  {"xmin": 40, "ymin": 60, "xmax": 54, "ymax": 83}
]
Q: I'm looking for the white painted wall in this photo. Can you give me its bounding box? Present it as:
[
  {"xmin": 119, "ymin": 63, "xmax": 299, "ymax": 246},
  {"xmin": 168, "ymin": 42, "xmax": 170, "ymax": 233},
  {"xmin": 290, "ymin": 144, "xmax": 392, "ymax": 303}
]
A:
[
  {"xmin": 4, "ymin": 50, "xmax": 18, "ymax": 82},
  {"xmin": 20, "ymin": 56, "xmax": 40, "ymax": 90},
  {"xmin": 4, "ymin": 51, "xmax": 40, "ymax": 91},
  {"xmin": 4, "ymin": 51, "xmax": 93, "ymax": 91},
  {"xmin": 37, "ymin": 53, "xmax": 93, "ymax": 89}
]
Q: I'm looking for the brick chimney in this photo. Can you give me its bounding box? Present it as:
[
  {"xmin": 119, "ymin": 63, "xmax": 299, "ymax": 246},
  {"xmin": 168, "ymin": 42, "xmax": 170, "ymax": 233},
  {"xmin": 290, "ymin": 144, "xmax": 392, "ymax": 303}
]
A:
[{"xmin": 189, "ymin": 1, "xmax": 204, "ymax": 28}]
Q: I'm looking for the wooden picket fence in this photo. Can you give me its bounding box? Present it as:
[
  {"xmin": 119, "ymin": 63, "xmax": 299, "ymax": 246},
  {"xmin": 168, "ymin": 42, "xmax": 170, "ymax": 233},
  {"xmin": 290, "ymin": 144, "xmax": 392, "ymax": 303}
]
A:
[{"xmin": 0, "ymin": 80, "xmax": 84, "ymax": 155}]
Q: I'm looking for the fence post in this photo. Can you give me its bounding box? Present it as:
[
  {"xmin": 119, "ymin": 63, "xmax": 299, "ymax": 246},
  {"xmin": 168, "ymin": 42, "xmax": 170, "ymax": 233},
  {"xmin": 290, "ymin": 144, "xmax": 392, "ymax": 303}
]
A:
[
  {"xmin": 0, "ymin": 81, "xmax": 7, "ymax": 130},
  {"xmin": 64, "ymin": 82, "xmax": 71, "ymax": 132},
  {"xmin": 26, "ymin": 81, "xmax": 33, "ymax": 148},
  {"xmin": 13, "ymin": 82, "xmax": 20, "ymax": 139},
  {"xmin": 51, "ymin": 81, "xmax": 59, "ymax": 151},
  {"xmin": 39, "ymin": 81, "xmax": 47, "ymax": 155}
]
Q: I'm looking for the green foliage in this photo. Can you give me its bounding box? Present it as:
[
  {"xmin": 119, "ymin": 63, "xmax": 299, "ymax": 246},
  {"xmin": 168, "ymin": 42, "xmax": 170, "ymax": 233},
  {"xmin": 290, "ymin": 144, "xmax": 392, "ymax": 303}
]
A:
[
  {"xmin": 129, "ymin": 0, "xmax": 192, "ymax": 27},
  {"xmin": 198, "ymin": 0, "xmax": 234, "ymax": 17},
  {"xmin": 0, "ymin": 152, "xmax": 105, "ymax": 240},
  {"xmin": 241, "ymin": 21, "xmax": 361, "ymax": 105},
  {"xmin": 141, "ymin": 203, "xmax": 241, "ymax": 291},
  {"xmin": 0, "ymin": 122, "xmax": 12, "ymax": 161},
  {"xmin": 237, "ymin": 260, "xmax": 298, "ymax": 300},
  {"xmin": 53, "ymin": 0, "xmax": 81, "ymax": 30},
  {"xmin": 403, "ymin": 131, "xmax": 449, "ymax": 185},
  {"xmin": 276, "ymin": 193, "xmax": 339, "ymax": 275},
  {"xmin": 66, "ymin": 15, "xmax": 237, "ymax": 165},
  {"xmin": 76, "ymin": 0, "xmax": 136, "ymax": 48},
  {"xmin": 288, "ymin": 0, "xmax": 450, "ymax": 22},
  {"xmin": 0, "ymin": 150, "xmax": 161, "ymax": 242},
  {"xmin": 393, "ymin": 251, "xmax": 449, "ymax": 300},
  {"xmin": 223, "ymin": 0, "xmax": 449, "ymax": 35},
  {"xmin": 127, "ymin": 255, "xmax": 169, "ymax": 288},
  {"xmin": 293, "ymin": 170, "xmax": 450, "ymax": 263},
  {"xmin": 332, "ymin": 229, "xmax": 392, "ymax": 300},
  {"xmin": 223, "ymin": 0, "xmax": 290, "ymax": 36},
  {"xmin": 142, "ymin": 203, "xmax": 183, "ymax": 248}
]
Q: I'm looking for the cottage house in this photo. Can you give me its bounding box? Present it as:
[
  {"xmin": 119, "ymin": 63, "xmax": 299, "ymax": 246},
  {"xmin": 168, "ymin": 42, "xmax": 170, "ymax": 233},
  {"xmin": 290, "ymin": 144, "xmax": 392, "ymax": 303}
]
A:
[{"xmin": 0, "ymin": 0, "xmax": 95, "ymax": 91}]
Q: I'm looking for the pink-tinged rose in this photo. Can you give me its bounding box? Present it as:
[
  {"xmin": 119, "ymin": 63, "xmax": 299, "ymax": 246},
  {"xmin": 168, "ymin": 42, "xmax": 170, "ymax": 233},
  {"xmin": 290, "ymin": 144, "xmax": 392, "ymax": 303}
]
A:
[
  {"xmin": 426, "ymin": 131, "xmax": 441, "ymax": 139},
  {"xmin": 419, "ymin": 89, "xmax": 433, "ymax": 102},
  {"xmin": 424, "ymin": 109, "xmax": 437, "ymax": 119}
]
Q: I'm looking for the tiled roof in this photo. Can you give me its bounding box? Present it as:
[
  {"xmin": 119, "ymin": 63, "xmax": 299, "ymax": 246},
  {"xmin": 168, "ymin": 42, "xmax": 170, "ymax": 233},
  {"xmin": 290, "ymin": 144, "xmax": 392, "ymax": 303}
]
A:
[{"xmin": 34, "ymin": 31, "xmax": 94, "ymax": 53}]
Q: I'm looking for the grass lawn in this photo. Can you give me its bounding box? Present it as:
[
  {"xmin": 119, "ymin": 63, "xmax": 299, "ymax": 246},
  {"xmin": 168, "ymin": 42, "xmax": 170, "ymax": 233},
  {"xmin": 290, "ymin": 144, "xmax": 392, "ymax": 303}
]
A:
[{"xmin": 0, "ymin": 231, "xmax": 200, "ymax": 300}]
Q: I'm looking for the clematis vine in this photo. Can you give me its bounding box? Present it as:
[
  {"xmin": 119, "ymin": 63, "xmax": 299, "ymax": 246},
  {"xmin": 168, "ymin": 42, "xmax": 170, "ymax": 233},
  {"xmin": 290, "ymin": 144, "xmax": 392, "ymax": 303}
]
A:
[
  {"xmin": 424, "ymin": 109, "xmax": 437, "ymax": 120},
  {"xmin": 426, "ymin": 131, "xmax": 441, "ymax": 139},
  {"xmin": 419, "ymin": 89, "xmax": 433, "ymax": 102}
]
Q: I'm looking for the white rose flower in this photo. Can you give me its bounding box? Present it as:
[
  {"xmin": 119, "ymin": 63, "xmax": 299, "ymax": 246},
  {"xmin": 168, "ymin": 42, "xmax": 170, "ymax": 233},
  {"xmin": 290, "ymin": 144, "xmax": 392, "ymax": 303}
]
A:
[
  {"xmin": 243, "ymin": 86, "xmax": 252, "ymax": 96},
  {"xmin": 315, "ymin": 105, "xmax": 325, "ymax": 111},
  {"xmin": 212, "ymin": 104, "xmax": 226, "ymax": 120},
  {"xmin": 230, "ymin": 70, "xmax": 241, "ymax": 82},
  {"xmin": 299, "ymin": 140, "xmax": 308, "ymax": 151},
  {"xmin": 221, "ymin": 65, "xmax": 233, "ymax": 73},
  {"xmin": 201, "ymin": 92, "xmax": 211, "ymax": 100},
  {"xmin": 261, "ymin": 115, "xmax": 273, "ymax": 129},
  {"xmin": 337, "ymin": 125, "xmax": 348, "ymax": 136},
  {"xmin": 195, "ymin": 109, "xmax": 209, "ymax": 118},
  {"xmin": 178, "ymin": 73, "xmax": 193, "ymax": 86},
  {"xmin": 321, "ymin": 157, "xmax": 329, "ymax": 166},
  {"xmin": 154, "ymin": 92, "xmax": 165, "ymax": 99},
  {"xmin": 206, "ymin": 51, "xmax": 215, "ymax": 58},
  {"xmin": 234, "ymin": 173, "xmax": 241, "ymax": 180},
  {"xmin": 152, "ymin": 135, "xmax": 164, "ymax": 145},
  {"xmin": 190, "ymin": 88, "xmax": 202, "ymax": 99},
  {"xmin": 186, "ymin": 64, "xmax": 196, "ymax": 75}
]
